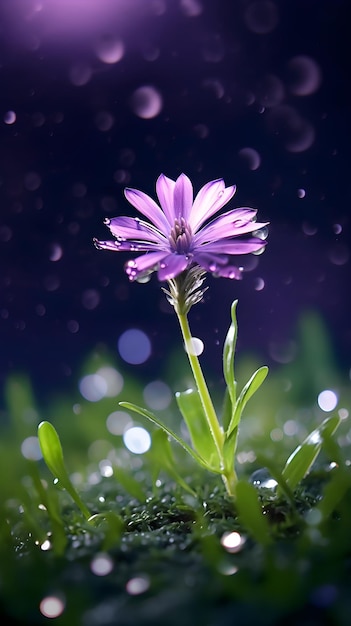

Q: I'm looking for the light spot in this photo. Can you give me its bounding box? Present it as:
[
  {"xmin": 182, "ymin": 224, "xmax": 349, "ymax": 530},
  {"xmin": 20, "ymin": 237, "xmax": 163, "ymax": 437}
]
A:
[
  {"xmin": 39, "ymin": 596, "xmax": 65, "ymax": 618},
  {"xmin": 79, "ymin": 374, "xmax": 107, "ymax": 402},
  {"xmin": 41, "ymin": 539, "xmax": 52, "ymax": 551},
  {"xmin": 90, "ymin": 553, "xmax": 114, "ymax": 576},
  {"xmin": 256, "ymin": 74, "xmax": 284, "ymax": 108},
  {"xmin": 318, "ymin": 390, "xmax": 338, "ymax": 412},
  {"xmin": 4, "ymin": 110, "xmax": 16, "ymax": 124},
  {"xmin": 49, "ymin": 243, "xmax": 63, "ymax": 261},
  {"xmin": 287, "ymin": 55, "xmax": 322, "ymax": 96},
  {"xmin": 24, "ymin": 171, "xmax": 41, "ymax": 191},
  {"xmin": 184, "ymin": 337, "xmax": 204, "ymax": 356},
  {"xmin": 69, "ymin": 63, "xmax": 92, "ymax": 87},
  {"xmin": 254, "ymin": 277, "xmax": 265, "ymax": 291},
  {"xmin": 221, "ymin": 531, "xmax": 246, "ymax": 553},
  {"xmin": 283, "ymin": 420, "xmax": 299, "ymax": 436},
  {"xmin": 97, "ymin": 366, "xmax": 124, "ymax": 397},
  {"xmin": 143, "ymin": 381, "xmax": 172, "ymax": 410},
  {"xmin": 328, "ymin": 243, "xmax": 349, "ymax": 266},
  {"xmin": 95, "ymin": 36, "xmax": 125, "ymax": 64},
  {"xmin": 130, "ymin": 86, "xmax": 163, "ymax": 119},
  {"xmin": 126, "ymin": 575, "xmax": 150, "ymax": 595},
  {"xmin": 297, "ymin": 188, "xmax": 306, "ymax": 198},
  {"xmin": 244, "ymin": 1, "xmax": 279, "ymax": 34},
  {"xmin": 106, "ymin": 410, "xmax": 132, "ymax": 435},
  {"xmin": 123, "ymin": 426, "xmax": 151, "ymax": 454},
  {"xmin": 67, "ymin": 319, "xmax": 79, "ymax": 333},
  {"xmin": 238, "ymin": 147, "xmax": 261, "ymax": 170},
  {"xmin": 95, "ymin": 111, "xmax": 115, "ymax": 132},
  {"xmin": 333, "ymin": 223, "xmax": 342, "ymax": 235},
  {"xmin": 81, "ymin": 289, "xmax": 100, "ymax": 310},
  {"xmin": 21, "ymin": 436, "xmax": 42, "ymax": 461},
  {"xmin": 118, "ymin": 329, "xmax": 151, "ymax": 364},
  {"xmin": 180, "ymin": 0, "xmax": 203, "ymax": 17}
]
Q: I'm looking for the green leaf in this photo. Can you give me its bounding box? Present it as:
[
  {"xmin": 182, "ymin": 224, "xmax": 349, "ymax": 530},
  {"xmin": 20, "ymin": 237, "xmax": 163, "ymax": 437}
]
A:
[
  {"xmin": 113, "ymin": 466, "xmax": 146, "ymax": 502},
  {"xmin": 223, "ymin": 425, "xmax": 239, "ymax": 473},
  {"xmin": 227, "ymin": 366, "xmax": 269, "ymax": 437},
  {"xmin": 88, "ymin": 512, "xmax": 124, "ymax": 551},
  {"xmin": 38, "ymin": 421, "xmax": 91, "ymax": 520},
  {"xmin": 222, "ymin": 300, "xmax": 238, "ymax": 426},
  {"xmin": 120, "ymin": 402, "xmax": 221, "ymax": 473},
  {"xmin": 281, "ymin": 414, "xmax": 341, "ymax": 492},
  {"xmin": 235, "ymin": 480, "xmax": 271, "ymax": 545},
  {"xmin": 149, "ymin": 430, "xmax": 196, "ymax": 496},
  {"xmin": 175, "ymin": 389, "xmax": 220, "ymax": 470}
]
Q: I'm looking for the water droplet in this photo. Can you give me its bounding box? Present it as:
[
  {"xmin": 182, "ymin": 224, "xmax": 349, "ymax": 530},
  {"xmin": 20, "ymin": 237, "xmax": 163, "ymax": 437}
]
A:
[
  {"xmin": 184, "ymin": 337, "xmax": 204, "ymax": 356},
  {"xmin": 250, "ymin": 468, "xmax": 277, "ymax": 490}
]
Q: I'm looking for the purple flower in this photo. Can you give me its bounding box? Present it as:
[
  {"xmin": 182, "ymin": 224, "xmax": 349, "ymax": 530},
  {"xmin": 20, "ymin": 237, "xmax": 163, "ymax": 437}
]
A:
[{"xmin": 94, "ymin": 174, "xmax": 268, "ymax": 282}]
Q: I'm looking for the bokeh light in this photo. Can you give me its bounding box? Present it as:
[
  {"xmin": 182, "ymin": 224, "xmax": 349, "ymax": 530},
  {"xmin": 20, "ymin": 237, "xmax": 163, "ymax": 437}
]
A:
[
  {"xmin": 317, "ymin": 390, "xmax": 338, "ymax": 412},
  {"xmin": 90, "ymin": 553, "xmax": 114, "ymax": 576},
  {"xmin": 130, "ymin": 86, "xmax": 163, "ymax": 119},
  {"xmin": 39, "ymin": 595, "xmax": 65, "ymax": 619},
  {"xmin": 118, "ymin": 329, "xmax": 152, "ymax": 365},
  {"xmin": 21, "ymin": 436, "xmax": 42, "ymax": 461},
  {"xmin": 123, "ymin": 426, "xmax": 151, "ymax": 454},
  {"xmin": 143, "ymin": 380, "xmax": 172, "ymax": 410}
]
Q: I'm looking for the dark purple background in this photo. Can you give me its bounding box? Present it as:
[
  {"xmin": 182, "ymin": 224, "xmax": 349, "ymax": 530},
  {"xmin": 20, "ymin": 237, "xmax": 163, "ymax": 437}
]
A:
[{"xmin": 1, "ymin": 0, "xmax": 350, "ymax": 397}]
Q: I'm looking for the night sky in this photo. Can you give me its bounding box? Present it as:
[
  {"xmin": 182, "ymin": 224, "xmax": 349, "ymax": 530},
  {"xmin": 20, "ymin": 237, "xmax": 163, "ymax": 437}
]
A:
[{"xmin": 1, "ymin": 0, "xmax": 350, "ymax": 398}]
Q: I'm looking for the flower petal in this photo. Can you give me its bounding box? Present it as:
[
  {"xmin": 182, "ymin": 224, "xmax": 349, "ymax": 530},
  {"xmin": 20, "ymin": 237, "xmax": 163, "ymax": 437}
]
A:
[
  {"xmin": 200, "ymin": 238, "xmax": 267, "ymax": 254},
  {"xmin": 156, "ymin": 174, "xmax": 176, "ymax": 224},
  {"xmin": 173, "ymin": 174, "xmax": 193, "ymax": 221},
  {"xmin": 124, "ymin": 188, "xmax": 170, "ymax": 232},
  {"xmin": 157, "ymin": 253, "xmax": 190, "ymax": 281},
  {"xmin": 125, "ymin": 250, "xmax": 167, "ymax": 280},
  {"xmin": 194, "ymin": 210, "xmax": 268, "ymax": 244},
  {"xmin": 190, "ymin": 180, "xmax": 236, "ymax": 231},
  {"xmin": 94, "ymin": 238, "xmax": 161, "ymax": 252},
  {"xmin": 107, "ymin": 216, "xmax": 167, "ymax": 244},
  {"xmin": 193, "ymin": 252, "xmax": 229, "ymax": 273},
  {"xmin": 214, "ymin": 265, "xmax": 243, "ymax": 279}
]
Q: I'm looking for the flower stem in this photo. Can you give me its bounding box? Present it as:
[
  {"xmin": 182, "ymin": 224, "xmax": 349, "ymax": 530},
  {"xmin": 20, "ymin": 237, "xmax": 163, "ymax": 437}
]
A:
[{"xmin": 176, "ymin": 310, "xmax": 225, "ymax": 468}]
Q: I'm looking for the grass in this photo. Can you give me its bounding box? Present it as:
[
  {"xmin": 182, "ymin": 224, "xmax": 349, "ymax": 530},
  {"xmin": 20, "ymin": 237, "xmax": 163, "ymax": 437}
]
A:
[{"xmin": 0, "ymin": 311, "xmax": 350, "ymax": 625}]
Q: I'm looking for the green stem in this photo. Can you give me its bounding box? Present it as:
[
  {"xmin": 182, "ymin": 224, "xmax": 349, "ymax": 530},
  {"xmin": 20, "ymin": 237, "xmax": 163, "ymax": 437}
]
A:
[{"xmin": 176, "ymin": 310, "xmax": 225, "ymax": 469}]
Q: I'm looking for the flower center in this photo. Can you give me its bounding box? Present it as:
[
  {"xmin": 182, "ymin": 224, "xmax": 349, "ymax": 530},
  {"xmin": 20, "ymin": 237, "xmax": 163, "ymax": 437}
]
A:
[{"xmin": 169, "ymin": 218, "xmax": 193, "ymax": 254}]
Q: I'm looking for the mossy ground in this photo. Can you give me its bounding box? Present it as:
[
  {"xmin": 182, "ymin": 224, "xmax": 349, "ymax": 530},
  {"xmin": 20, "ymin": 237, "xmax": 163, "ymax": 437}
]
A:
[{"xmin": 2, "ymin": 469, "xmax": 351, "ymax": 626}]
